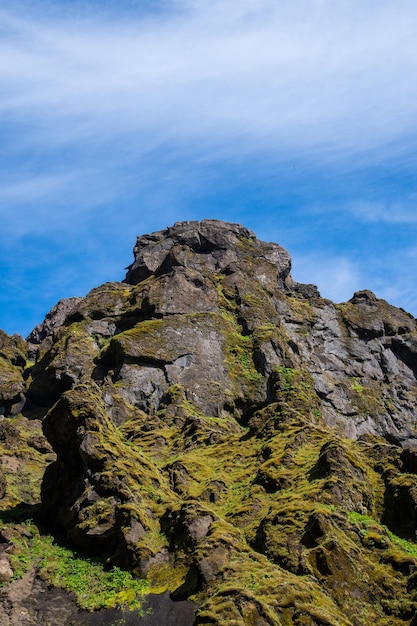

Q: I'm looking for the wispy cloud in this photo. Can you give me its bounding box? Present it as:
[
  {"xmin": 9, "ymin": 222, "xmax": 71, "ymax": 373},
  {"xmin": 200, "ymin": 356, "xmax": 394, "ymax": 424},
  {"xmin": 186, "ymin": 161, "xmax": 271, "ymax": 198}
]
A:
[
  {"xmin": 1, "ymin": 1, "xmax": 417, "ymax": 159},
  {"xmin": 291, "ymin": 254, "xmax": 361, "ymax": 303},
  {"xmin": 0, "ymin": 0, "xmax": 416, "ymax": 234},
  {"xmin": 346, "ymin": 200, "xmax": 417, "ymax": 224},
  {"xmin": 1, "ymin": 0, "xmax": 417, "ymax": 334},
  {"xmin": 290, "ymin": 246, "xmax": 417, "ymax": 317}
]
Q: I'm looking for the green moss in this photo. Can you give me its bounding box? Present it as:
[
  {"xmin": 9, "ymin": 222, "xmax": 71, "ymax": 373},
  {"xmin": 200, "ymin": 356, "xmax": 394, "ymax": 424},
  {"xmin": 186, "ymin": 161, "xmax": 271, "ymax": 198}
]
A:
[
  {"xmin": 348, "ymin": 510, "xmax": 374, "ymax": 526},
  {"xmin": 350, "ymin": 378, "xmax": 364, "ymax": 393},
  {"xmin": 220, "ymin": 311, "xmax": 263, "ymax": 393},
  {"xmin": 0, "ymin": 356, "xmax": 23, "ymax": 379},
  {"xmin": 254, "ymin": 323, "xmax": 278, "ymax": 342},
  {"xmin": 76, "ymin": 282, "xmax": 133, "ymax": 321},
  {"xmin": 5, "ymin": 520, "xmax": 148, "ymax": 611},
  {"xmin": 0, "ymin": 330, "xmax": 27, "ymax": 366},
  {"xmin": 0, "ymin": 415, "xmax": 52, "ymax": 508},
  {"xmin": 2, "ymin": 260, "xmax": 417, "ymax": 625},
  {"xmin": 386, "ymin": 531, "xmax": 417, "ymax": 558},
  {"xmin": 272, "ymin": 366, "xmax": 320, "ymax": 419}
]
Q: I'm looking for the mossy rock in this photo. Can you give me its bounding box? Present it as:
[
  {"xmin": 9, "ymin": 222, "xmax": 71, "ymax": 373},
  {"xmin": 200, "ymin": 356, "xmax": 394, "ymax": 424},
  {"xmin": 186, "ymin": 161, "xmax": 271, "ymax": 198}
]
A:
[{"xmin": 3, "ymin": 222, "xmax": 417, "ymax": 622}]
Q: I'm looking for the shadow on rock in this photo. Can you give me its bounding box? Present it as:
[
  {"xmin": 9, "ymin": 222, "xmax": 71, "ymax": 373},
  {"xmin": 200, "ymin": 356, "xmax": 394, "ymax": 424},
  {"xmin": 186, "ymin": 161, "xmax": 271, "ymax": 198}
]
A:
[{"xmin": 69, "ymin": 592, "xmax": 196, "ymax": 626}]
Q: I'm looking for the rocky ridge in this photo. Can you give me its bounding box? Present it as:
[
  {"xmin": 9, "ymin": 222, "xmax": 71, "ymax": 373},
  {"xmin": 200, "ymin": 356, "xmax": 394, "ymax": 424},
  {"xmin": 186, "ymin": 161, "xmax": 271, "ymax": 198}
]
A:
[{"xmin": 1, "ymin": 219, "xmax": 417, "ymax": 624}]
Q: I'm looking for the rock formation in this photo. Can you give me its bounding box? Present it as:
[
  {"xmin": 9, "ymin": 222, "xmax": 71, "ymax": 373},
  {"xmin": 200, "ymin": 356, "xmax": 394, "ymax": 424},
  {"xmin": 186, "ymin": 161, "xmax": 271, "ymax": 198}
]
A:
[{"xmin": 1, "ymin": 219, "xmax": 417, "ymax": 625}]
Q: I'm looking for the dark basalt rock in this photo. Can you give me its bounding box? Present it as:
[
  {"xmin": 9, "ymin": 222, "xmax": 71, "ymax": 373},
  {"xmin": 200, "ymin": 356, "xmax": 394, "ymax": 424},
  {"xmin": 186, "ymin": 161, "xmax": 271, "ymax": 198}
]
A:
[
  {"xmin": 0, "ymin": 330, "xmax": 27, "ymax": 416},
  {"xmin": 0, "ymin": 572, "xmax": 80, "ymax": 626},
  {"xmin": 72, "ymin": 593, "xmax": 196, "ymax": 626},
  {"xmin": 124, "ymin": 220, "xmax": 293, "ymax": 290},
  {"xmin": 25, "ymin": 219, "xmax": 417, "ymax": 442},
  {"xmin": 26, "ymin": 297, "xmax": 83, "ymax": 360},
  {"xmin": 3, "ymin": 220, "xmax": 417, "ymax": 624}
]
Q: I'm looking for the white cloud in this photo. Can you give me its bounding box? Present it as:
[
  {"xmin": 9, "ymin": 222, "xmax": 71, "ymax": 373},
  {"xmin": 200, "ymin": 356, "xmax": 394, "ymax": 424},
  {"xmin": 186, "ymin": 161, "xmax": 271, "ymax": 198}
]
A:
[
  {"xmin": 2, "ymin": 0, "xmax": 417, "ymax": 333},
  {"xmin": 0, "ymin": 169, "xmax": 113, "ymax": 236},
  {"xmin": 0, "ymin": 174, "xmax": 72, "ymax": 202},
  {"xmin": 0, "ymin": 0, "xmax": 416, "ymax": 245},
  {"xmin": 345, "ymin": 200, "xmax": 417, "ymax": 224},
  {"xmin": 1, "ymin": 0, "xmax": 417, "ymax": 160},
  {"xmin": 291, "ymin": 254, "xmax": 361, "ymax": 303}
]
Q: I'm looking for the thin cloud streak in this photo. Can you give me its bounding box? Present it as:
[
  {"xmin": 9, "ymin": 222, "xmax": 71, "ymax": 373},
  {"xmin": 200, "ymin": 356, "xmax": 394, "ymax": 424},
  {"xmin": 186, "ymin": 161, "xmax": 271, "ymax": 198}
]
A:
[
  {"xmin": 1, "ymin": 1, "xmax": 417, "ymax": 159},
  {"xmin": 348, "ymin": 200, "xmax": 417, "ymax": 224},
  {"xmin": 0, "ymin": 174, "xmax": 73, "ymax": 202},
  {"xmin": 1, "ymin": 0, "xmax": 417, "ymax": 334},
  {"xmin": 306, "ymin": 198, "xmax": 417, "ymax": 225}
]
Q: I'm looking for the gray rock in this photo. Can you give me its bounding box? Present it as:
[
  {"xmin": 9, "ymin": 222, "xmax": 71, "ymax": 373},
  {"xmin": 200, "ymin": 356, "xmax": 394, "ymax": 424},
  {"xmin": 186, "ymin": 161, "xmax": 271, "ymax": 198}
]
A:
[
  {"xmin": 124, "ymin": 219, "xmax": 292, "ymax": 288},
  {"xmin": 0, "ymin": 557, "xmax": 13, "ymax": 583},
  {"xmin": 26, "ymin": 297, "xmax": 82, "ymax": 359},
  {"xmin": 26, "ymin": 220, "xmax": 417, "ymax": 444}
]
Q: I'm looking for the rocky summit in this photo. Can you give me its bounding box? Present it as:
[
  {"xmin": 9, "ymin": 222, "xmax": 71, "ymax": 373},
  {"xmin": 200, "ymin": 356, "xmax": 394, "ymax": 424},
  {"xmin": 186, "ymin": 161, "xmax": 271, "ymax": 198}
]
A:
[{"xmin": 1, "ymin": 219, "xmax": 417, "ymax": 625}]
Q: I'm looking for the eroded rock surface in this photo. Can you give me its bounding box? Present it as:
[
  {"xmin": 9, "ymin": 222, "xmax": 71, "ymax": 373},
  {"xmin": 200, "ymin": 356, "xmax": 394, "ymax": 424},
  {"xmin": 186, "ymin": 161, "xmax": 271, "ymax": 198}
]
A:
[
  {"xmin": 26, "ymin": 297, "xmax": 83, "ymax": 360},
  {"xmin": 0, "ymin": 331, "xmax": 27, "ymax": 417},
  {"xmin": 2, "ymin": 220, "xmax": 417, "ymax": 624},
  {"xmin": 24, "ymin": 220, "xmax": 417, "ymax": 445}
]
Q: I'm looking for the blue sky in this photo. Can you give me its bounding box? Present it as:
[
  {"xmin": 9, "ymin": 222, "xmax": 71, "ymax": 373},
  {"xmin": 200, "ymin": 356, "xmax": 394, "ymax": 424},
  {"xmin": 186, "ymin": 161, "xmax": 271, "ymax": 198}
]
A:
[{"xmin": 1, "ymin": 0, "xmax": 417, "ymax": 337}]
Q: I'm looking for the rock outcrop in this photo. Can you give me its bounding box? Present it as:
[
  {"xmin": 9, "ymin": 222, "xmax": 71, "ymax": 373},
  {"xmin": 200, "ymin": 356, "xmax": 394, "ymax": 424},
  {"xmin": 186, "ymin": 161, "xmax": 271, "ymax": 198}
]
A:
[
  {"xmin": 1, "ymin": 219, "xmax": 417, "ymax": 625},
  {"xmin": 25, "ymin": 219, "xmax": 417, "ymax": 444},
  {"xmin": 121, "ymin": 220, "xmax": 417, "ymax": 445},
  {"xmin": 0, "ymin": 331, "xmax": 27, "ymax": 417},
  {"xmin": 26, "ymin": 297, "xmax": 82, "ymax": 360}
]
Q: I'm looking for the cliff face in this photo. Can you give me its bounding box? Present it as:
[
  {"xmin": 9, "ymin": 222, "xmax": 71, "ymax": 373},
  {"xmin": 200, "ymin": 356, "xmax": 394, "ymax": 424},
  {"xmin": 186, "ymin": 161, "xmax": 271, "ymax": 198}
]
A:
[
  {"xmin": 25, "ymin": 219, "xmax": 417, "ymax": 443},
  {"xmin": 2, "ymin": 219, "xmax": 417, "ymax": 625}
]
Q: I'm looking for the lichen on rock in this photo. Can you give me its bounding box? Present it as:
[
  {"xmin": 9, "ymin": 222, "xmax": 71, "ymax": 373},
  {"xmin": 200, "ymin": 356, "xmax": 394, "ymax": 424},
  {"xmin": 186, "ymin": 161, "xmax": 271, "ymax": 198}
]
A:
[{"xmin": 2, "ymin": 220, "xmax": 417, "ymax": 623}]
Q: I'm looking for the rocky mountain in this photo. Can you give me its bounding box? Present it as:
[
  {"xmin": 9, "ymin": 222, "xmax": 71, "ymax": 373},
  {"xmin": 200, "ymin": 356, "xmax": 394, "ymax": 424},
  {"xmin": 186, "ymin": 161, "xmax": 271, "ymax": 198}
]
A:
[{"xmin": 1, "ymin": 219, "xmax": 417, "ymax": 625}]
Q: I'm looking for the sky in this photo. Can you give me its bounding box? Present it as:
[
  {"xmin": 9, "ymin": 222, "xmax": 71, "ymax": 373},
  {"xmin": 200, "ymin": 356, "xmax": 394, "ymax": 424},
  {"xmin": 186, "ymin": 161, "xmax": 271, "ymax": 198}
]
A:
[{"xmin": 1, "ymin": 0, "xmax": 417, "ymax": 337}]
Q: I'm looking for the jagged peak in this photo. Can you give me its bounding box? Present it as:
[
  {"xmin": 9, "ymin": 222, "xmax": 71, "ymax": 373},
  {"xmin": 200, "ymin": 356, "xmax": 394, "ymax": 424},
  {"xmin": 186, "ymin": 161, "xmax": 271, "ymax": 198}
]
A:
[{"xmin": 124, "ymin": 218, "xmax": 294, "ymax": 289}]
